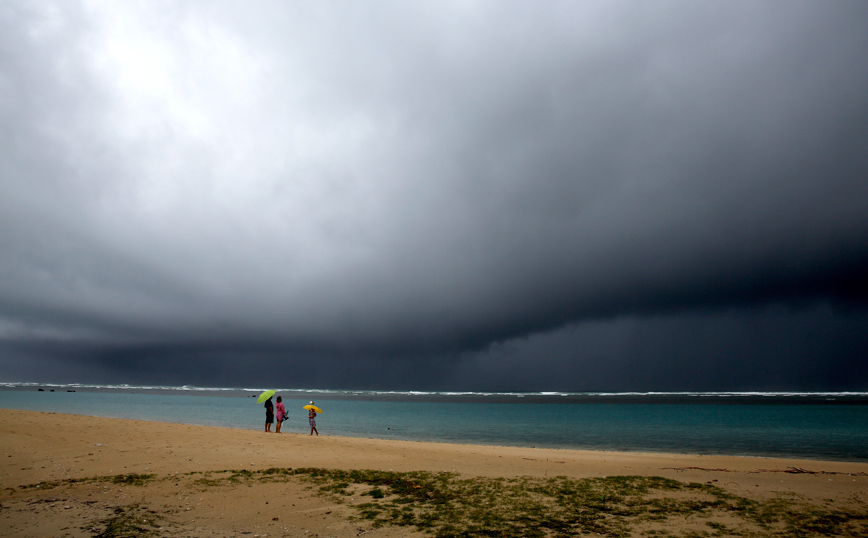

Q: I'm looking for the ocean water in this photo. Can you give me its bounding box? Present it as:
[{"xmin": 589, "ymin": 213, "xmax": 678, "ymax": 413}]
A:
[{"xmin": 1, "ymin": 384, "xmax": 867, "ymax": 462}]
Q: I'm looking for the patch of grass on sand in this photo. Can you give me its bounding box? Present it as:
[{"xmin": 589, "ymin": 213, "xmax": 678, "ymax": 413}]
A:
[
  {"xmin": 25, "ymin": 468, "xmax": 864, "ymax": 537},
  {"xmin": 742, "ymin": 493, "xmax": 868, "ymax": 537},
  {"xmin": 191, "ymin": 467, "xmax": 295, "ymax": 487},
  {"xmin": 108, "ymin": 473, "xmax": 156, "ymax": 486},
  {"xmin": 17, "ymin": 473, "xmax": 156, "ymax": 491},
  {"xmin": 92, "ymin": 504, "xmax": 163, "ymax": 538},
  {"xmin": 289, "ymin": 468, "xmax": 868, "ymax": 538}
]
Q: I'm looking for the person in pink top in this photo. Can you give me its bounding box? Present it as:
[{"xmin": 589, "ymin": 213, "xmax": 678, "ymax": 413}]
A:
[{"xmin": 275, "ymin": 396, "xmax": 287, "ymax": 433}]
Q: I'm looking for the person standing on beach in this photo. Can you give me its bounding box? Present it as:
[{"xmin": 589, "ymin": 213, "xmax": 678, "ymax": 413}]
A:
[
  {"xmin": 275, "ymin": 396, "xmax": 286, "ymax": 433},
  {"xmin": 264, "ymin": 396, "xmax": 274, "ymax": 432},
  {"xmin": 308, "ymin": 401, "xmax": 319, "ymax": 436}
]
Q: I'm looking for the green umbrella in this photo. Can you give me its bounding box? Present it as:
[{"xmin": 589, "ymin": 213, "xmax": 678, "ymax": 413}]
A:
[{"xmin": 256, "ymin": 390, "xmax": 276, "ymax": 403}]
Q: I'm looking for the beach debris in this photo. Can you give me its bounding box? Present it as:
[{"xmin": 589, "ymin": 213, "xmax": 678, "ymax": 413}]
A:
[
  {"xmin": 758, "ymin": 466, "xmax": 868, "ymax": 476},
  {"xmin": 663, "ymin": 466, "xmax": 868, "ymax": 476},
  {"xmin": 664, "ymin": 467, "xmax": 733, "ymax": 472}
]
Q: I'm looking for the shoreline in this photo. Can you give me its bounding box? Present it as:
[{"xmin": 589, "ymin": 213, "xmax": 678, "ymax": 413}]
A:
[
  {"xmin": 4, "ymin": 409, "xmax": 868, "ymax": 536},
  {"xmin": 4, "ymin": 409, "xmax": 867, "ymax": 486},
  {"xmin": 4, "ymin": 406, "xmax": 868, "ymax": 460},
  {"xmin": 8, "ymin": 409, "xmax": 868, "ymax": 464},
  {"xmin": 4, "ymin": 388, "xmax": 868, "ymax": 463}
]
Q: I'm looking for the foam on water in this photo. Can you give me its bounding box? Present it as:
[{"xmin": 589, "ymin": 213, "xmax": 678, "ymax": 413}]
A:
[{"xmin": 3, "ymin": 382, "xmax": 867, "ymax": 400}]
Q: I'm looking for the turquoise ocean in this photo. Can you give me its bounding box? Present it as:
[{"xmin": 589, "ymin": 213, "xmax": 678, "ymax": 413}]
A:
[{"xmin": 2, "ymin": 384, "xmax": 867, "ymax": 462}]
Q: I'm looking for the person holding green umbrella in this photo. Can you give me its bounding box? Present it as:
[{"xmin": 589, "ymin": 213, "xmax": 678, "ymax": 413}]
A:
[
  {"xmin": 264, "ymin": 397, "xmax": 274, "ymax": 432},
  {"xmin": 257, "ymin": 390, "xmax": 276, "ymax": 432}
]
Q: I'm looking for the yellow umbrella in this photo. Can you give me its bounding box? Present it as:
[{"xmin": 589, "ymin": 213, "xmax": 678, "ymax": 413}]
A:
[
  {"xmin": 257, "ymin": 390, "xmax": 276, "ymax": 403},
  {"xmin": 303, "ymin": 404, "xmax": 323, "ymax": 414}
]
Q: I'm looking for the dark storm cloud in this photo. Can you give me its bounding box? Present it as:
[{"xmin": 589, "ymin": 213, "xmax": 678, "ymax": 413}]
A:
[
  {"xmin": 1, "ymin": 1, "xmax": 867, "ymax": 389},
  {"xmin": 451, "ymin": 305, "xmax": 868, "ymax": 392}
]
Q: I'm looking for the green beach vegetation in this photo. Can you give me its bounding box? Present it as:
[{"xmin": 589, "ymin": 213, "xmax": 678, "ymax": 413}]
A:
[
  {"xmin": 10, "ymin": 467, "xmax": 868, "ymax": 537},
  {"xmin": 289, "ymin": 468, "xmax": 868, "ymax": 537}
]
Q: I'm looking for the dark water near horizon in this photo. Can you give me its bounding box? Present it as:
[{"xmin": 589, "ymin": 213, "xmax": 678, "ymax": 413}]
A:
[{"xmin": 2, "ymin": 384, "xmax": 867, "ymax": 462}]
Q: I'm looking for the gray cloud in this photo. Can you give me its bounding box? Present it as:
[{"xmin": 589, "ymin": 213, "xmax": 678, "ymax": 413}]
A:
[{"xmin": 1, "ymin": 1, "xmax": 867, "ymax": 389}]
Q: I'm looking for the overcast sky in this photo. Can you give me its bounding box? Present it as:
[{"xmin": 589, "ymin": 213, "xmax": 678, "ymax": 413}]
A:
[{"xmin": 2, "ymin": 1, "xmax": 867, "ymax": 391}]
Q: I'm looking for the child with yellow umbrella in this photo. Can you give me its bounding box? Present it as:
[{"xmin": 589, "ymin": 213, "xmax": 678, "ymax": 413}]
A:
[{"xmin": 304, "ymin": 401, "xmax": 322, "ymax": 436}]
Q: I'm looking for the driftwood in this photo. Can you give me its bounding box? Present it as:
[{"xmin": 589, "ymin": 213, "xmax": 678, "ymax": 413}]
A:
[
  {"xmin": 663, "ymin": 466, "xmax": 868, "ymax": 476},
  {"xmin": 663, "ymin": 466, "xmax": 734, "ymax": 472},
  {"xmin": 757, "ymin": 467, "xmax": 868, "ymax": 476}
]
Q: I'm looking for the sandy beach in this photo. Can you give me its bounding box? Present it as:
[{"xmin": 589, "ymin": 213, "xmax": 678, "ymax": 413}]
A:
[{"xmin": 2, "ymin": 409, "xmax": 867, "ymax": 537}]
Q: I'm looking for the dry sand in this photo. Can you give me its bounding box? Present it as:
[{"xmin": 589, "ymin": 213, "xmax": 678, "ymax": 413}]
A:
[{"xmin": 2, "ymin": 409, "xmax": 867, "ymax": 537}]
